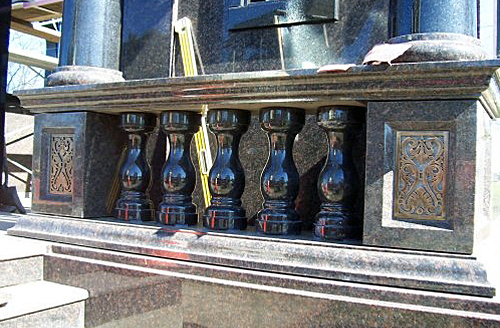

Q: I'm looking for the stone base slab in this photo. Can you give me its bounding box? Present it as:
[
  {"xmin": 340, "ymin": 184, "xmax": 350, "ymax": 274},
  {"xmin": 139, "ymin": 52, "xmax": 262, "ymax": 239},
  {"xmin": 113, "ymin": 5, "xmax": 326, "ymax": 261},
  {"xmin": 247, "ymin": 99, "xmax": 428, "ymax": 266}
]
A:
[
  {"xmin": 5, "ymin": 213, "xmax": 495, "ymax": 297},
  {"xmin": 43, "ymin": 243, "xmax": 500, "ymax": 327}
]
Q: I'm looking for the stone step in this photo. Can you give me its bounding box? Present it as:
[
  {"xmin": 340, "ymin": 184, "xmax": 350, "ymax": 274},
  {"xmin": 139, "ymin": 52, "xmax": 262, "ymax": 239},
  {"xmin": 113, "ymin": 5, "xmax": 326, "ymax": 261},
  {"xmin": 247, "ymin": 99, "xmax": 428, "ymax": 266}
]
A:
[
  {"xmin": 0, "ymin": 281, "xmax": 88, "ymax": 328},
  {"xmin": 0, "ymin": 217, "xmax": 16, "ymax": 232},
  {"xmin": 0, "ymin": 234, "xmax": 49, "ymax": 289},
  {"xmin": 0, "ymin": 256, "xmax": 43, "ymax": 289}
]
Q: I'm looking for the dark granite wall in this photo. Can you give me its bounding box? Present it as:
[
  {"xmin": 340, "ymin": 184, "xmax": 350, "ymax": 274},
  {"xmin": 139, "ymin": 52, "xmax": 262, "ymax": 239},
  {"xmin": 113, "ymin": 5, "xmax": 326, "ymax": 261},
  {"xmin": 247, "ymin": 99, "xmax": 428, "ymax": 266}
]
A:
[
  {"xmin": 120, "ymin": 0, "xmax": 390, "ymax": 78},
  {"xmin": 186, "ymin": 0, "xmax": 390, "ymax": 73},
  {"xmin": 121, "ymin": 0, "xmax": 174, "ymax": 79}
]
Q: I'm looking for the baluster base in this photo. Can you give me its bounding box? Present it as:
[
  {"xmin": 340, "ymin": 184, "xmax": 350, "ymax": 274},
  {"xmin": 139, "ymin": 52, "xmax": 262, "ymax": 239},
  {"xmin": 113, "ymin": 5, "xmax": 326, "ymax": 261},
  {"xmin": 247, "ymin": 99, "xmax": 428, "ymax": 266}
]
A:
[
  {"xmin": 115, "ymin": 191, "xmax": 154, "ymax": 221},
  {"xmin": 203, "ymin": 198, "xmax": 246, "ymax": 230},
  {"xmin": 203, "ymin": 207, "xmax": 247, "ymax": 230},
  {"xmin": 256, "ymin": 201, "xmax": 301, "ymax": 235},
  {"xmin": 203, "ymin": 210, "xmax": 247, "ymax": 230},
  {"xmin": 313, "ymin": 204, "xmax": 358, "ymax": 240},
  {"xmin": 157, "ymin": 195, "xmax": 198, "ymax": 226}
]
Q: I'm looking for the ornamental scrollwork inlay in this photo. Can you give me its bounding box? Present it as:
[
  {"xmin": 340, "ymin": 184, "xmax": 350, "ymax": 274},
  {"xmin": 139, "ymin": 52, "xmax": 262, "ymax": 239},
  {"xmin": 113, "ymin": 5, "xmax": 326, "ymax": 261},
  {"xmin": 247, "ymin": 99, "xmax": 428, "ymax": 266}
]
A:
[
  {"xmin": 394, "ymin": 131, "xmax": 448, "ymax": 220},
  {"xmin": 49, "ymin": 135, "xmax": 74, "ymax": 195}
]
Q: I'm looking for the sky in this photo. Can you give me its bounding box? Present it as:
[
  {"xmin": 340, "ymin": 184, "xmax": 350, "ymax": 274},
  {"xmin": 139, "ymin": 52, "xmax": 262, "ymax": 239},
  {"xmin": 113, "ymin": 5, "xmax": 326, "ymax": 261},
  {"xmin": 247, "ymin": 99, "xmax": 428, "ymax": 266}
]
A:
[{"xmin": 7, "ymin": 30, "xmax": 46, "ymax": 94}]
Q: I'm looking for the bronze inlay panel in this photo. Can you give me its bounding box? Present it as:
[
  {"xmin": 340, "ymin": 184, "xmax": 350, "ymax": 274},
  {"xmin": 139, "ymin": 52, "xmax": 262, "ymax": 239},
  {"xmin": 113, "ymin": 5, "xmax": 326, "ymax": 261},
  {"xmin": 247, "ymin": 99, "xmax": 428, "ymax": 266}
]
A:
[
  {"xmin": 49, "ymin": 134, "xmax": 74, "ymax": 195},
  {"xmin": 394, "ymin": 131, "xmax": 448, "ymax": 220}
]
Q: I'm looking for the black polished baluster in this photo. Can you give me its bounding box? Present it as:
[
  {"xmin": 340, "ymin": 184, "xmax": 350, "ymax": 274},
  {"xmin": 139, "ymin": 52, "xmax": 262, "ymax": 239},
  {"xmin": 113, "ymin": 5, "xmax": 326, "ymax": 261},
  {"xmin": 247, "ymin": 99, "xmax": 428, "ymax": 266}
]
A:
[
  {"xmin": 115, "ymin": 113, "xmax": 156, "ymax": 221},
  {"xmin": 203, "ymin": 109, "xmax": 250, "ymax": 230},
  {"xmin": 157, "ymin": 111, "xmax": 201, "ymax": 225},
  {"xmin": 257, "ymin": 107, "xmax": 305, "ymax": 235},
  {"xmin": 314, "ymin": 106, "xmax": 361, "ymax": 240}
]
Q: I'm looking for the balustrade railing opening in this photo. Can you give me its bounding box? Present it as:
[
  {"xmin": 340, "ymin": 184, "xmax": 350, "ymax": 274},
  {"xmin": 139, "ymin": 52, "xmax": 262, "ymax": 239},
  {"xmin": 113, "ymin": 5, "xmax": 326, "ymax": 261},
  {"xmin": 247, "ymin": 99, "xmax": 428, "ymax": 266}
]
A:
[{"xmin": 113, "ymin": 106, "xmax": 365, "ymax": 242}]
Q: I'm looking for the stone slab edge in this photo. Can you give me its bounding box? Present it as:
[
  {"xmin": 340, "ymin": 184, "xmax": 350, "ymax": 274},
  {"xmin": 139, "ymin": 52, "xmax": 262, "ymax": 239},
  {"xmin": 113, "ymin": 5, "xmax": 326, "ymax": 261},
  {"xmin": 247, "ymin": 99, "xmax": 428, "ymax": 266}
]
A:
[{"xmin": 5, "ymin": 213, "xmax": 495, "ymax": 297}]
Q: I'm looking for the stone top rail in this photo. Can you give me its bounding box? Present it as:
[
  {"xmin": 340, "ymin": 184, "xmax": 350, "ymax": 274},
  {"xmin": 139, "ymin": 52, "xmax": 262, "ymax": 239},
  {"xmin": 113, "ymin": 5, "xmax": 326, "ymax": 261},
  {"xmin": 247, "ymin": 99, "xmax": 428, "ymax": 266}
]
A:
[{"xmin": 15, "ymin": 59, "xmax": 500, "ymax": 118}]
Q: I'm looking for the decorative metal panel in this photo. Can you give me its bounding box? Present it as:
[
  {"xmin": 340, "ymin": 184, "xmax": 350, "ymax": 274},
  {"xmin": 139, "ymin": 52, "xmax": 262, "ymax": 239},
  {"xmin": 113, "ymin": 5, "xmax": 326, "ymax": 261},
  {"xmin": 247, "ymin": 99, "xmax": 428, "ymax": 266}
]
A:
[
  {"xmin": 49, "ymin": 134, "xmax": 74, "ymax": 195},
  {"xmin": 394, "ymin": 131, "xmax": 449, "ymax": 220}
]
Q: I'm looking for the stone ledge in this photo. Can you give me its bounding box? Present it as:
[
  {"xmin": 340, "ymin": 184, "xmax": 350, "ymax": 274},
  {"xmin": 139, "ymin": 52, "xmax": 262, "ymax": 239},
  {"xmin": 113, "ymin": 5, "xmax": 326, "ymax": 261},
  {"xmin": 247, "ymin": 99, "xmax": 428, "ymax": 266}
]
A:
[
  {"xmin": 46, "ymin": 246, "xmax": 500, "ymax": 317},
  {"xmin": 5, "ymin": 212, "xmax": 495, "ymax": 297},
  {"xmin": 14, "ymin": 60, "xmax": 500, "ymax": 118}
]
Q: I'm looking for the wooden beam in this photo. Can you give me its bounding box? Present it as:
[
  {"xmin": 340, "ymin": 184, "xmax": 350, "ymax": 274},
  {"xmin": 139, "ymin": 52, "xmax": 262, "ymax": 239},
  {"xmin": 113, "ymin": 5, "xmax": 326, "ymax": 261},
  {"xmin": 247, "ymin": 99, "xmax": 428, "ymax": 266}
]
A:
[
  {"xmin": 10, "ymin": 18, "xmax": 60, "ymax": 43},
  {"xmin": 8, "ymin": 47, "xmax": 58, "ymax": 70},
  {"xmin": 11, "ymin": 3, "xmax": 24, "ymax": 11},
  {"xmin": 22, "ymin": 7, "xmax": 62, "ymax": 22}
]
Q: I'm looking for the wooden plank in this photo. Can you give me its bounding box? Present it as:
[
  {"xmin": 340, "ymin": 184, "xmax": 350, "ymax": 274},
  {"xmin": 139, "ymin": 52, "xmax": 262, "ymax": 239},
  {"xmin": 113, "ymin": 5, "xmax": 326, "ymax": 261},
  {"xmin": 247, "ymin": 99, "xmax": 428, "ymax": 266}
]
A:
[
  {"xmin": 8, "ymin": 47, "xmax": 58, "ymax": 70},
  {"xmin": 10, "ymin": 18, "xmax": 60, "ymax": 43},
  {"xmin": 11, "ymin": 0, "xmax": 63, "ymax": 22},
  {"xmin": 12, "ymin": 7, "xmax": 62, "ymax": 22},
  {"xmin": 23, "ymin": 0, "xmax": 63, "ymax": 10},
  {"xmin": 41, "ymin": 2, "xmax": 64, "ymax": 13}
]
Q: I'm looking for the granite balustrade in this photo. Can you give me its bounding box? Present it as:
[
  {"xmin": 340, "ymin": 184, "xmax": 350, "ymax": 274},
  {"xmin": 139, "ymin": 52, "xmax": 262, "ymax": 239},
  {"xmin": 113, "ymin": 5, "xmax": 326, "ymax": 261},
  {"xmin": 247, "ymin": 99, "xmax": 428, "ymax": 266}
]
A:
[{"xmin": 112, "ymin": 106, "xmax": 363, "ymax": 241}]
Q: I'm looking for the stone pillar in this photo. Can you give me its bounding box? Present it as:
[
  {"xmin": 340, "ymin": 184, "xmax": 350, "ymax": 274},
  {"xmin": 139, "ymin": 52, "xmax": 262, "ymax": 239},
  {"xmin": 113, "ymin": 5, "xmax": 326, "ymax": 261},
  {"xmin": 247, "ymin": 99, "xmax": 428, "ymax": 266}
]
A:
[
  {"xmin": 386, "ymin": 0, "xmax": 486, "ymax": 61},
  {"xmin": 115, "ymin": 113, "xmax": 156, "ymax": 221},
  {"xmin": 32, "ymin": 112, "xmax": 124, "ymax": 218},
  {"xmin": 313, "ymin": 106, "xmax": 362, "ymax": 241},
  {"xmin": 363, "ymin": 100, "xmax": 491, "ymax": 254},
  {"xmin": 48, "ymin": 0, "xmax": 125, "ymax": 85},
  {"xmin": 203, "ymin": 109, "xmax": 251, "ymax": 231},
  {"xmin": 256, "ymin": 107, "xmax": 305, "ymax": 235},
  {"xmin": 157, "ymin": 111, "xmax": 201, "ymax": 226}
]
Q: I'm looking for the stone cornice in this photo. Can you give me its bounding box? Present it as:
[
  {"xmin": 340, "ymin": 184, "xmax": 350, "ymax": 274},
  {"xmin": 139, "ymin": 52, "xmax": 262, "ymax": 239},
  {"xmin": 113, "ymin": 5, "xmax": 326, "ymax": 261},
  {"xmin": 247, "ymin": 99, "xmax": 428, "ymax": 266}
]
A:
[{"xmin": 15, "ymin": 59, "xmax": 500, "ymax": 117}]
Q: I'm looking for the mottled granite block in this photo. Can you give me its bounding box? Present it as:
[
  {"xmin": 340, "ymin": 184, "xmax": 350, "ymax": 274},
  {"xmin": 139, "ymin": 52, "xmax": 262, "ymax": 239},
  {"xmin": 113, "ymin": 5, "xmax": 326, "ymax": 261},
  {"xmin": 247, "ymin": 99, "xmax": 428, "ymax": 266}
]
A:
[
  {"xmin": 363, "ymin": 100, "xmax": 492, "ymax": 254},
  {"xmin": 0, "ymin": 301, "xmax": 85, "ymax": 328},
  {"xmin": 137, "ymin": 0, "xmax": 389, "ymax": 76},
  {"xmin": 32, "ymin": 112, "xmax": 125, "ymax": 218},
  {"xmin": 45, "ymin": 255, "xmax": 180, "ymax": 328},
  {"xmin": 0, "ymin": 281, "xmax": 87, "ymax": 328},
  {"xmin": 202, "ymin": 0, "xmax": 388, "ymax": 73},
  {"xmin": 41, "ymin": 245, "xmax": 500, "ymax": 328},
  {"xmin": 0, "ymin": 256, "xmax": 43, "ymax": 288}
]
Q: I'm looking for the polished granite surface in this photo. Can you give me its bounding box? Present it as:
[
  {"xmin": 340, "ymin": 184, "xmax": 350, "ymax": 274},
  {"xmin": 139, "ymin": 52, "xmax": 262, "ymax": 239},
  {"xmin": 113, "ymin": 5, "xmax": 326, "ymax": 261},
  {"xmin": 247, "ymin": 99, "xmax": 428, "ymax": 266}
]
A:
[
  {"xmin": 45, "ymin": 245, "xmax": 500, "ymax": 327},
  {"xmin": 119, "ymin": 0, "xmax": 390, "ymax": 77},
  {"xmin": 15, "ymin": 60, "xmax": 500, "ymax": 119},
  {"xmin": 178, "ymin": 0, "xmax": 389, "ymax": 73},
  {"xmin": 6, "ymin": 212, "xmax": 496, "ymax": 297},
  {"xmin": 121, "ymin": 0, "xmax": 174, "ymax": 80},
  {"xmin": 364, "ymin": 100, "xmax": 490, "ymax": 254},
  {"xmin": 2, "ymin": 209, "xmax": 500, "ymax": 327},
  {"xmin": 59, "ymin": 0, "xmax": 122, "ymax": 70},
  {"xmin": 31, "ymin": 113, "xmax": 124, "ymax": 218}
]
